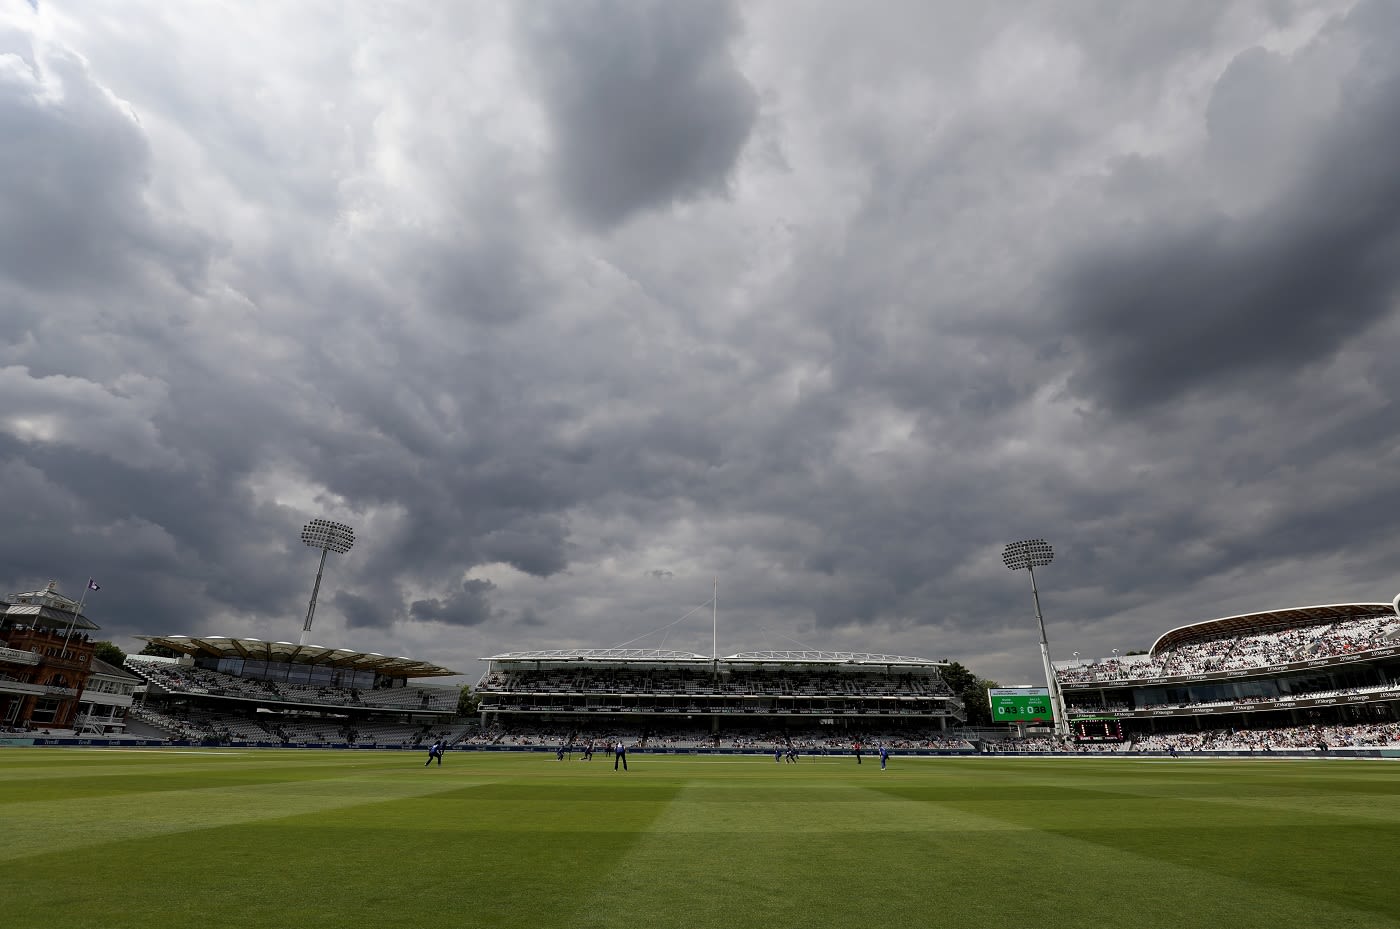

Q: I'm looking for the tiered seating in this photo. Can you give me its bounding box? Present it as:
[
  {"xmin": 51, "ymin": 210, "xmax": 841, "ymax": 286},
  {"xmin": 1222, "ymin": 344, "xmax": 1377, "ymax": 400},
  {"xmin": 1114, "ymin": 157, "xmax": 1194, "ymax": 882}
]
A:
[
  {"xmin": 212, "ymin": 716, "xmax": 272, "ymax": 740},
  {"xmin": 125, "ymin": 657, "xmax": 460, "ymax": 712},
  {"xmin": 1132, "ymin": 721, "xmax": 1400, "ymax": 751},
  {"xmin": 1058, "ymin": 611, "xmax": 1400, "ymax": 685},
  {"xmin": 128, "ymin": 705, "xmax": 204, "ymax": 740},
  {"xmin": 1137, "ymin": 679, "xmax": 1400, "ymax": 711},
  {"xmin": 359, "ymin": 686, "xmax": 459, "ymax": 711},
  {"xmin": 347, "ymin": 722, "xmax": 423, "ymax": 745},
  {"xmin": 478, "ymin": 667, "xmax": 953, "ymax": 698},
  {"xmin": 456, "ymin": 722, "xmax": 972, "ymax": 752},
  {"xmin": 1064, "ymin": 700, "xmax": 1132, "ymax": 716}
]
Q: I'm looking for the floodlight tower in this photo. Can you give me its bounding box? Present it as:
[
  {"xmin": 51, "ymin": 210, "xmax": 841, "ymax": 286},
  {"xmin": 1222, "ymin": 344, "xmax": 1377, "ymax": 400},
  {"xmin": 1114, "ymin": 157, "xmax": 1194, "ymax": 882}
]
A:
[
  {"xmin": 1002, "ymin": 538, "xmax": 1070, "ymax": 739},
  {"xmin": 300, "ymin": 518, "xmax": 355, "ymax": 646}
]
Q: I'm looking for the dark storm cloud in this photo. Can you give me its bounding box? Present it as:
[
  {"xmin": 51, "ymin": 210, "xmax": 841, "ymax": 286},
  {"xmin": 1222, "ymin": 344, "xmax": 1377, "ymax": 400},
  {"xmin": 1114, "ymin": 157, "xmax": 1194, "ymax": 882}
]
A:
[
  {"xmin": 414, "ymin": 239, "xmax": 540, "ymax": 326},
  {"xmin": 1058, "ymin": 3, "xmax": 1400, "ymax": 413},
  {"xmin": 7, "ymin": 1, "xmax": 1400, "ymax": 690},
  {"xmin": 409, "ymin": 579, "xmax": 496, "ymax": 628},
  {"xmin": 334, "ymin": 590, "xmax": 384, "ymax": 631},
  {"xmin": 0, "ymin": 33, "xmax": 249, "ymax": 645},
  {"xmin": 477, "ymin": 519, "xmax": 570, "ymax": 576},
  {"xmin": 0, "ymin": 36, "xmax": 205, "ymax": 307},
  {"xmin": 515, "ymin": 0, "xmax": 758, "ymax": 228},
  {"xmin": 0, "ymin": 422, "xmax": 329, "ymax": 640}
]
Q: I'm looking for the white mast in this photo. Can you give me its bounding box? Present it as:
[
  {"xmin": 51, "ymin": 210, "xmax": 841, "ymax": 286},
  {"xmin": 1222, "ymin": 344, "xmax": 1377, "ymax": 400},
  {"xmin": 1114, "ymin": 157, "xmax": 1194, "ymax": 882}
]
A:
[
  {"xmin": 59, "ymin": 582, "xmax": 94, "ymax": 661},
  {"xmin": 712, "ymin": 577, "xmax": 718, "ymax": 678}
]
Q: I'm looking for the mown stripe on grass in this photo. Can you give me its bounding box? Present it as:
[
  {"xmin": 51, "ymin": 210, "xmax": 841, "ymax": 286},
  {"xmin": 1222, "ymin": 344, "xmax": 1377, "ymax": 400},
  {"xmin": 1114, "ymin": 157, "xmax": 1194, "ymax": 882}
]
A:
[
  {"xmin": 0, "ymin": 772, "xmax": 494, "ymax": 862},
  {"xmin": 5, "ymin": 752, "xmax": 1398, "ymax": 929},
  {"xmin": 9, "ymin": 765, "xmax": 681, "ymax": 929},
  {"xmin": 558, "ymin": 776, "xmax": 1398, "ymax": 929},
  {"xmin": 557, "ymin": 779, "xmax": 1038, "ymax": 929}
]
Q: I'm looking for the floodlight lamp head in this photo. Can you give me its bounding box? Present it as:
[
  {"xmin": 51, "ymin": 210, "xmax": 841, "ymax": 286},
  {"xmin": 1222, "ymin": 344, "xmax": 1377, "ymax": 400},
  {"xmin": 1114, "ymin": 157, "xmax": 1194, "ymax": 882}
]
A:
[
  {"xmin": 1002, "ymin": 538, "xmax": 1054, "ymax": 571},
  {"xmin": 301, "ymin": 518, "xmax": 355, "ymax": 554}
]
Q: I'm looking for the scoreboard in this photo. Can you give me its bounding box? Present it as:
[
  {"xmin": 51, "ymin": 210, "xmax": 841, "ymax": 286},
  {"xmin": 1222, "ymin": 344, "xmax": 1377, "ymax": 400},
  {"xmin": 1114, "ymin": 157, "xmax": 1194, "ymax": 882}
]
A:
[
  {"xmin": 987, "ymin": 687, "xmax": 1053, "ymax": 723},
  {"xmin": 1071, "ymin": 718, "xmax": 1125, "ymax": 742}
]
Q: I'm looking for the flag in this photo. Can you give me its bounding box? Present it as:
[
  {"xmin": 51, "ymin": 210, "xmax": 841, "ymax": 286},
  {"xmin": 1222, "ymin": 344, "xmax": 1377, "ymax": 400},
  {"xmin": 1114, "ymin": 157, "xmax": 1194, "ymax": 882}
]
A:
[{"xmin": 87, "ymin": 579, "xmax": 101, "ymax": 591}]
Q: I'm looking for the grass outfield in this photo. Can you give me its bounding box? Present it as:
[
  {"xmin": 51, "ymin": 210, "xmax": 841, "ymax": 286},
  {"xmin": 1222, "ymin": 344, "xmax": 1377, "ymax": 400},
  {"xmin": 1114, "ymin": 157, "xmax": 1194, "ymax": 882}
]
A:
[{"xmin": 3, "ymin": 750, "xmax": 1398, "ymax": 929}]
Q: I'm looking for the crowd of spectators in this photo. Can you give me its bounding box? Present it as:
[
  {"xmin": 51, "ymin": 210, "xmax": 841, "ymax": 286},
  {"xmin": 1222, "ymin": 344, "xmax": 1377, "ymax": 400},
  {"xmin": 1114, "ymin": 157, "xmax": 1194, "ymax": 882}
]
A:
[
  {"xmin": 30, "ymin": 707, "xmax": 1400, "ymax": 757},
  {"xmin": 1065, "ymin": 679, "xmax": 1400, "ymax": 716},
  {"xmin": 1064, "ymin": 700, "xmax": 1134, "ymax": 715},
  {"xmin": 476, "ymin": 666, "xmax": 961, "ymax": 721},
  {"xmin": 1134, "ymin": 680, "xmax": 1400, "ymax": 712},
  {"xmin": 1131, "ymin": 721, "xmax": 1400, "ymax": 751},
  {"xmin": 458, "ymin": 722, "xmax": 974, "ymax": 752},
  {"xmin": 987, "ymin": 721, "xmax": 1400, "ymax": 753},
  {"xmin": 127, "ymin": 702, "xmax": 474, "ymax": 746},
  {"xmin": 1058, "ymin": 612, "xmax": 1400, "ymax": 685},
  {"xmin": 477, "ymin": 667, "xmax": 954, "ymax": 698},
  {"xmin": 125, "ymin": 658, "xmax": 459, "ymax": 712}
]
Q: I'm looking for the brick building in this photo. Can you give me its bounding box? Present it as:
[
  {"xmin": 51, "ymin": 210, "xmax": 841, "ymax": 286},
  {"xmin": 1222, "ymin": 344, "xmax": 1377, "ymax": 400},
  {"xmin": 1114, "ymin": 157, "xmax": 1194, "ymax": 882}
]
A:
[{"xmin": 0, "ymin": 581, "xmax": 102, "ymax": 731}]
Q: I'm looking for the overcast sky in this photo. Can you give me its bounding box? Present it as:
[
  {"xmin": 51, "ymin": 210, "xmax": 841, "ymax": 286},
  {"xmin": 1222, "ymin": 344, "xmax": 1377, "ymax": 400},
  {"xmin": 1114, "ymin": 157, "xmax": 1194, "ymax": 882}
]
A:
[{"xmin": 4, "ymin": 0, "xmax": 1400, "ymax": 687}]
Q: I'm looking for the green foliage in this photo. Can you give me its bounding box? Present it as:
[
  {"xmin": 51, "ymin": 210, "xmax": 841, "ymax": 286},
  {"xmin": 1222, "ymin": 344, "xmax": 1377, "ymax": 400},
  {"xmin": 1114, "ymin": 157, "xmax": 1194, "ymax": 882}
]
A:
[
  {"xmin": 961, "ymin": 678, "xmax": 997, "ymax": 725},
  {"xmin": 457, "ymin": 684, "xmax": 479, "ymax": 717},
  {"xmin": 943, "ymin": 660, "xmax": 998, "ymax": 725},
  {"xmin": 91, "ymin": 641, "xmax": 126, "ymax": 666},
  {"xmin": 138, "ymin": 642, "xmax": 182, "ymax": 658},
  {"xmin": 940, "ymin": 660, "xmax": 977, "ymax": 693}
]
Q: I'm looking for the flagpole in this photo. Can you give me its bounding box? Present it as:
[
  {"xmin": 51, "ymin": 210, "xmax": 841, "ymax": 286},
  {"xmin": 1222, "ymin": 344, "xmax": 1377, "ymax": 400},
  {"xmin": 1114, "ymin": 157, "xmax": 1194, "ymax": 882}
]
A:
[
  {"xmin": 711, "ymin": 577, "xmax": 720, "ymax": 744},
  {"xmin": 59, "ymin": 584, "xmax": 91, "ymax": 661},
  {"xmin": 711, "ymin": 577, "xmax": 718, "ymax": 680}
]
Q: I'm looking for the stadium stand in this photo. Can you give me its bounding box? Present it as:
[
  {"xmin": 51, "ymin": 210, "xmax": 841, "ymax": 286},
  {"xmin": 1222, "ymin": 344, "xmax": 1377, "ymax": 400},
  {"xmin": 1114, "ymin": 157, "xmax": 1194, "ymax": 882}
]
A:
[
  {"xmin": 1058, "ymin": 605, "xmax": 1400, "ymax": 684},
  {"xmin": 1055, "ymin": 602, "xmax": 1400, "ymax": 744},
  {"xmin": 473, "ymin": 648, "xmax": 965, "ymax": 745},
  {"xmin": 12, "ymin": 584, "xmax": 1397, "ymax": 759},
  {"xmin": 984, "ymin": 721, "xmax": 1400, "ymax": 754},
  {"xmin": 121, "ymin": 635, "xmax": 465, "ymax": 746}
]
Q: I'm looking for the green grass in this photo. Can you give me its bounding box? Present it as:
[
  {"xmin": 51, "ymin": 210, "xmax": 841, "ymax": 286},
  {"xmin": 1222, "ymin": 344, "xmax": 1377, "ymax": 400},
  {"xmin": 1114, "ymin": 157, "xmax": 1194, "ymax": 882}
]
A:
[{"xmin": 3, "ymin": 749, "xmax": 1398, "ymax": 929}]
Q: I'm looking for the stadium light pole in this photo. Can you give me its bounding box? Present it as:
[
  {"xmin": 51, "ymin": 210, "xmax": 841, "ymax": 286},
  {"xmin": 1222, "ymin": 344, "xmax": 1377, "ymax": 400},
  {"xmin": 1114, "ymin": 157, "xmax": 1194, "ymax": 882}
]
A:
[
  {"xmin": 1002, "ymin": 539, "xmax": 1070, "ymax": 740},
  {"xmin": 300, "ymin": 519, "xmax": 355, "ymax": 646}
]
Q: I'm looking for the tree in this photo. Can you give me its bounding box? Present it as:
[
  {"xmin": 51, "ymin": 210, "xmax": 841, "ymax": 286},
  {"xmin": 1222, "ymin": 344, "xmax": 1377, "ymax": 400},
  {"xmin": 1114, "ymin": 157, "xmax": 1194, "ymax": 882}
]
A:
[
  {"xmin": 457, "ymin": 684, "xmax": 479, "ymax": 717},
  {"xmin": 962, "ymin": 679, "xmax": 998, "ymax": 727},
  {"xmin": 942, "ymin": 661, "xmax": 998, "ymax": 727},
  {"xmin": 940, "ymin": 660, "xmax": 976, "ymax": 694},
  {"xmin": 92, "ymin": 641, "xmax": 126, "ymax": 666},
  {"xmin": 139, "ymin": 642, "xmax": 181, "ymax": 659}
]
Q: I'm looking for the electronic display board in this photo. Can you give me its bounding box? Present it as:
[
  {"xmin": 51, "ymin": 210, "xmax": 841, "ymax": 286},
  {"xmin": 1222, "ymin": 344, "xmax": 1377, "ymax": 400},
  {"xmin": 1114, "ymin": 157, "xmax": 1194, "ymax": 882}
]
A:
[
  {"xmin": 1071, "ymin": 718, "xmax": 1124, "ymax": 742},
  {"xmin": 988, "ymin": 687, "xmax": 1053, "ymax": 723}
]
